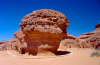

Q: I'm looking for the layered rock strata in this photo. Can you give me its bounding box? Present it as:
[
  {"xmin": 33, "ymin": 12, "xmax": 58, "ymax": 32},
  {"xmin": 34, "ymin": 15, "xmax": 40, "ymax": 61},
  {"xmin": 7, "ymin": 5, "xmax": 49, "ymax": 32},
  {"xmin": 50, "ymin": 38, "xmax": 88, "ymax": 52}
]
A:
[
  {"xmin": 14, "ymin": 9, "xmax": 69, "ymax": 55},
  {"xmin": 60, "ymin": 23, "xmax": 100, "ymax": 49},
  {"xmin": 76, "ymin": 23, "xmax": 100, "ymax": 49}
]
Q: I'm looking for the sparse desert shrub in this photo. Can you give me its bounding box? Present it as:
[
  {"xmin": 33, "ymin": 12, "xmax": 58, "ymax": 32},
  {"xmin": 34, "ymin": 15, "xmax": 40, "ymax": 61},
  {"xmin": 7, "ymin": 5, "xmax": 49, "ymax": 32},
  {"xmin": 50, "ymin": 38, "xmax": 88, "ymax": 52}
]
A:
[{"xmin": 91, "ymin": 51, "xmax": 100, "ymax": 57}]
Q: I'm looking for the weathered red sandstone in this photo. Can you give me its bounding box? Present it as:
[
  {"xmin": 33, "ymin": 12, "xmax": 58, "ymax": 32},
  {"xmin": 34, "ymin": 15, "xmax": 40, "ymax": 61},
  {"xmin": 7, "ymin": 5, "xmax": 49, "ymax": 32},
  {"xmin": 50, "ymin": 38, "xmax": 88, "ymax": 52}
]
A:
[
  {"xmin": 60, "ymin": 23, "xmax": 100, "ymax": 49},
  {"xmin": 6, "ymin": 37, "xmax": 20, "ymax": 51},
  {"xmin": 0, "ymin": 41, "xmax": 6, "ymax": 51},
  {"xmin": 14, "ymin": 29, "xmax": 28, "ymax": 54},
  {"xmin": 0, "ymin": 38, "xmax": 20, "ymax": 51},
  {"xmin": 59, "ymin": 34, "xmax": 76, "ymax": 49},
  {"xmin": 14, "ymin": 9, "xmax": 69, "ymax": 55},
  {"xmin": 61, "ymin": 39, "xmax": 76, "ymax": 48},
  {"xmin": 95, "ymin": 23, "xmax": 100, "ymax": 29},
  {"xmin": 66, "ymin": 34, "xmax": 76, "ymax": 39},
  {"xmin": 76, "ymin": 23, "xmax": 100, "ymax": 49},
  {"xmin": 0, "ymin": 41, "xmax": 6, "ymax": 45},
  {"xmin": 1, "ymin": 9, "xmax": 99, "ymax": 54}
]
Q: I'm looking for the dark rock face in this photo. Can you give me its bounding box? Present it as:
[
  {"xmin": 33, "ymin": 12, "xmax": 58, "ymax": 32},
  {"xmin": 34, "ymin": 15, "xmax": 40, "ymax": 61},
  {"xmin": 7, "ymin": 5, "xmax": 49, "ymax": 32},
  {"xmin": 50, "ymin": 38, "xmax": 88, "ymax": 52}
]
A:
[
  {"xmin": 14, "ymin": 9, "xmax": 69, "ymax": 55},
  {"xmin": 95, "ymin": 23, "xmax": 100, "ymax": 29}
]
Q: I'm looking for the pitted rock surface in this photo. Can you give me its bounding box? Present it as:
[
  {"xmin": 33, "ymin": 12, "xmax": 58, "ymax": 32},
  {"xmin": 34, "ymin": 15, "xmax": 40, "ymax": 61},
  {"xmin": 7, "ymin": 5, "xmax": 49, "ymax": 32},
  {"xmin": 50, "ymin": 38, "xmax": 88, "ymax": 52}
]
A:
[
  {"xmin": 14, "ymin": 9, "xmax": 69, "ymax": 55},
  {"xmin": 19, "ymin": 9, "xmax": 69, "ymax": 34}
]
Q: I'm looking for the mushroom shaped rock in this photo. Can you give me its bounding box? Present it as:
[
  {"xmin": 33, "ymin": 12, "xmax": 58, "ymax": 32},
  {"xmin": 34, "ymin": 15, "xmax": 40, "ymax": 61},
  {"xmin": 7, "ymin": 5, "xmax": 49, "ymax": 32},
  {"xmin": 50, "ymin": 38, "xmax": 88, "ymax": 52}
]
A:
[{"xmin": 14, "ymin": 9, "xmax": 69, "ymax": 55}]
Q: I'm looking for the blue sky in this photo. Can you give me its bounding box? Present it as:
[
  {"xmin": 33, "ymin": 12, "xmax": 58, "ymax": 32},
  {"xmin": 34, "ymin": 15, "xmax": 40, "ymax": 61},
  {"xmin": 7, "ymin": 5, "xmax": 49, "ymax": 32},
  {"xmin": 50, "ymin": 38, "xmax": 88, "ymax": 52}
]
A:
[{"xmin": 0, "ymin": 0, "xmax": 100, "ymax": 41}]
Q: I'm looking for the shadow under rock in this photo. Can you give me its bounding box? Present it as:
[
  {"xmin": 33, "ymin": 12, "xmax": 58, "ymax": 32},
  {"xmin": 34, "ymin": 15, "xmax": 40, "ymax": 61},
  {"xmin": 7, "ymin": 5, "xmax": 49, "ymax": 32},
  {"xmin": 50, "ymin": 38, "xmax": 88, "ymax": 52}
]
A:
[{"xmin": 56, "ymin": 51, "xmax": 71, "ymax": 55}]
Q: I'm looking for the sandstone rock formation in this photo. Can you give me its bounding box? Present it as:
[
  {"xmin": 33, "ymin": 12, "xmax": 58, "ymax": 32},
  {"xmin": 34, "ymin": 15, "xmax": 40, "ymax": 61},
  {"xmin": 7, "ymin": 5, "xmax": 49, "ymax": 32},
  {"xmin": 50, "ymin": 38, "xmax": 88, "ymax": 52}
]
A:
[
  {"xmin": 14, "ymin": 29, "xmax": 28, "ymax": 54},
  {"xmin": 95, "ymin": 23, "xmax": 100, "ymax": 29},
  {"xmin": 76, "ymin": 23, "xmax": 100, "ymax": 49},
  {"xmin": 66, "ymin": 34, "xmax": 76, "ymax": 39},
  {"xmin": 0, "ymin": 37, "xmax": 26, "ymax": 53},
  {"xmin": 0, "ymin": 41, "xmax": 5, "ymax": 45},
  {"xmin": 6, "ymin": 37, "xmax": 20, "ymax": 51},
  {"xmin": 59, "ymin": 34, "xmax": 76, "ymax": 49},
  {"xmin": 0, "ymin": 41, "xmax": 6, "ymax": 51},
  {"xmin": 14, "ymin": 9, "xmax": 69, "ymax": 55},
  {"xmin": 60, "ymin": 23, "xmax": 100, "ymax": 49}
]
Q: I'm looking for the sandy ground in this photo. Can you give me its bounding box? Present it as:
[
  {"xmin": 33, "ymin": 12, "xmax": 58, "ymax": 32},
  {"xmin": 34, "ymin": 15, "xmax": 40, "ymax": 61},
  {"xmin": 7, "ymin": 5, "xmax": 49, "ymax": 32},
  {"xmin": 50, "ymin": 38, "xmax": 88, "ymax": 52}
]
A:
[{"xmin": 0, "ymin": 49, "xmax": 100, "ymax": 65}]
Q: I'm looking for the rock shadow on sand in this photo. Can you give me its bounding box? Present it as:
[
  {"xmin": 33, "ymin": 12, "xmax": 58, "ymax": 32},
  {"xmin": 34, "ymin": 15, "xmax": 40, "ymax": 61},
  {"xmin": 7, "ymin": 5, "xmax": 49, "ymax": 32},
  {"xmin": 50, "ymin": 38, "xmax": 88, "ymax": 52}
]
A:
[{"xmin": 56, "ymin": 51, "xmax": 71, "ymax": 56}]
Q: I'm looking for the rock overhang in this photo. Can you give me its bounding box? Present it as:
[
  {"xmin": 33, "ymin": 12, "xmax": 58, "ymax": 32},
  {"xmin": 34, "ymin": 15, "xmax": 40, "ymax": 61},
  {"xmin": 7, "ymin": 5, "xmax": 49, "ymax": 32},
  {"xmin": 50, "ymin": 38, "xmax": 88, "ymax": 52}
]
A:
[
  {"xmin": 19, "ymin": 9, "xmax": 69, "ymax": 34},
  {"xmin": 14, "ymin": 9, "xmax": 69, "ymax": 56}
]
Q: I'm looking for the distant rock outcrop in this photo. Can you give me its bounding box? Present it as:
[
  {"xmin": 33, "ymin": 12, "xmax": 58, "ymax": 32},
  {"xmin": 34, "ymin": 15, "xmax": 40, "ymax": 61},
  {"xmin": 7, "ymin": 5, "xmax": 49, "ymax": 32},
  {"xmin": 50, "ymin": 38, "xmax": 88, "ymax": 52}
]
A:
[
  {"xmin": 60, "ymin": 23, "xmax": 100, "ymax": 49},
  {"xmin": 76, "ymin": 23, "xmax": 100, "ymax": 49},
  {"xmin": 59, "ymin": 34, "xmax": 76, "ymax": 49},
  {"xmin": 0, "ymin": 41, "xmax": 6, "ymax": 45},
  {"xmin": 67, "ymin": 34, "xmax": 76, "ymax": 39},
  {"xmin": 6, "ymin": 37, "xmax": 20, "ymax": 51},
  {"xmin": 14, "ymin": 9, "xmax": 69, "ymax": 55},
  {"xmin": 0, "ymin": 37, "xmax": 26, "ymax": 53},
  {"xmin": 0, "ymin": 41, "xmax": 6, "ymax": 51}
]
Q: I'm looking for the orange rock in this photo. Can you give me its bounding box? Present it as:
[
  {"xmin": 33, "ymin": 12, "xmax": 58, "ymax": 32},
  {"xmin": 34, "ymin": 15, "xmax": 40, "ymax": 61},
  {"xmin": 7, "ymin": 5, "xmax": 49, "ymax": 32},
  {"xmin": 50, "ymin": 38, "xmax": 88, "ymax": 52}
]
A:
[{"xmin": 14, "ymin": 9, "xmax": 69, "ymax": 55}]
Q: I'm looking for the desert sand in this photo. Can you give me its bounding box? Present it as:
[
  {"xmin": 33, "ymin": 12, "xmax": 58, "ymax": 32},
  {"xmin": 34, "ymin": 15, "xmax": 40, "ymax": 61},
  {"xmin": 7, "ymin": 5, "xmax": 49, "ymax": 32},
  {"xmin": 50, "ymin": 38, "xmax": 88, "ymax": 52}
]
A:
[{"xmin": 0, "ymin": 49, "xmax": 100, "ymax": 65}]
